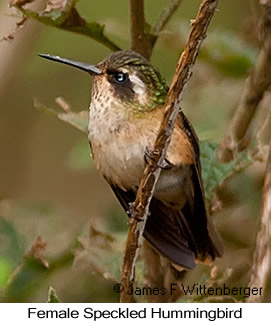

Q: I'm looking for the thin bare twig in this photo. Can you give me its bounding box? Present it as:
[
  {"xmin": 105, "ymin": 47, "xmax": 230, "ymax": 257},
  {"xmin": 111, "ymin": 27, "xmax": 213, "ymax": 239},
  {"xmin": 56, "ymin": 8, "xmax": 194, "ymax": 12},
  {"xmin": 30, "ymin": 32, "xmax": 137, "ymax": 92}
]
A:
[
  {"xmin": 248, "ymin": 140, "xmax": 271, "ymax": 302},
  {"xmin": 151, "ymin": 0, "xmax": 184, "ymax": 35},
  {"xmin": 120, "ymin": 0, "xmax": 219, "ymax": 303},
  {"xmin": 147, "ymin": 0, "xmax": 184, "ymax": 57},
  {"xmin": 218, "ymin": 0, "xmax": 271, "ymax": 162}
]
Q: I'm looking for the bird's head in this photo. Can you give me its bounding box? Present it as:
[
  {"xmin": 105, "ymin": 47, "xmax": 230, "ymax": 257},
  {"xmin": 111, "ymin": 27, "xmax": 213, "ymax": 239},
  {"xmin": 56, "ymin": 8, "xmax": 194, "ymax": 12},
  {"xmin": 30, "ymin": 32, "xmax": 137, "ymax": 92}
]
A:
[{"xmin": 39, "ymin": 50, "xmax": 168, "ymax": 116}]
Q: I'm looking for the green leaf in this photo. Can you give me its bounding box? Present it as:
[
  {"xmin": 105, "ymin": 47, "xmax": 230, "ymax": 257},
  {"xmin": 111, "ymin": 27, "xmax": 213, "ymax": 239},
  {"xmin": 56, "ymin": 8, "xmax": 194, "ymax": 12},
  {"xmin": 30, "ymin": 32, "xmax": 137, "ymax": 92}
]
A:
[
  {"xmin": 0, "ymin": 259, "xmax": 12, "ymax": 288},
  {"xmin": 0, "ymin": 254, "xmax": 49, "ymax": 302},
  {"xmin": 47, "ymin": 286, "xmax": 60, "ymax": 303},
  {"xmin": 0, "ymin": 236, "xmax": 73, "ymax": 302},
  {"xmin": 200, "ymin": 141, "xmax": 253, "ymax": 201}
]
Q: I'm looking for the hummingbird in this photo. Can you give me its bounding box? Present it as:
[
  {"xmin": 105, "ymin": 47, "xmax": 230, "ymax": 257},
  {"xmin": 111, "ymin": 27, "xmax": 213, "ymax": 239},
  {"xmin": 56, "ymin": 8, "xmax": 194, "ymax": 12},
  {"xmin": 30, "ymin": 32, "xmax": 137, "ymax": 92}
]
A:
[{"xmin": 39, "ymin": 50, "xmax": 223, "ymax": 270}]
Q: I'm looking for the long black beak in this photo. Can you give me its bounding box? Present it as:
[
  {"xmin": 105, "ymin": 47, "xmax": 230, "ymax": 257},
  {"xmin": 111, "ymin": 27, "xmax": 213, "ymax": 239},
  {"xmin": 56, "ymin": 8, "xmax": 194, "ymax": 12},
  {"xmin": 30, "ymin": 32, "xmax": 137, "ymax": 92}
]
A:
[{"xmin": 39, "ymin": 54, "xmax": 102, "ymax": 75}]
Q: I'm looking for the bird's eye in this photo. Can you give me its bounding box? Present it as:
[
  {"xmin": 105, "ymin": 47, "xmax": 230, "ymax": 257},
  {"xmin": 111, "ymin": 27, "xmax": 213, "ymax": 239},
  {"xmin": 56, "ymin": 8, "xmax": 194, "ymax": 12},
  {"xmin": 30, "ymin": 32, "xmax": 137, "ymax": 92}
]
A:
[{"xmin": 114, "ymin": 72, "xmax": 127, "ymax": 83}]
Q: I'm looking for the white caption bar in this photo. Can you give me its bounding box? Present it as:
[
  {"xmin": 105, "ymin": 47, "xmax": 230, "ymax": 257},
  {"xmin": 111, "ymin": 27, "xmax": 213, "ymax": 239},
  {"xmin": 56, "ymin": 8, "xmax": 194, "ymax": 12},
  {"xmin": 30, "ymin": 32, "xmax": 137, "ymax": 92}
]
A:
[{"xmin": 0, "ymin": 303, "xmax": 269, "ymax": 322}]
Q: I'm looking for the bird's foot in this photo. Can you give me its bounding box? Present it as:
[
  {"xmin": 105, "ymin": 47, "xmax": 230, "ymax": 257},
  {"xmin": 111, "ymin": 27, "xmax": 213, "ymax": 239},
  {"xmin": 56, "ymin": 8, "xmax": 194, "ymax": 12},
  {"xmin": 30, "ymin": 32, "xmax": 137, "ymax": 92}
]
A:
[
  {"xmin": 144, "ymin": 147, "xmax": 173, "ymax": 169},
  {"xmin": 144, "ymin": 147, "xmax": 153, "ymax": 165},
  {"xmin": 127, "ymin": 202, "xmax": 144, "ymax": 222}
]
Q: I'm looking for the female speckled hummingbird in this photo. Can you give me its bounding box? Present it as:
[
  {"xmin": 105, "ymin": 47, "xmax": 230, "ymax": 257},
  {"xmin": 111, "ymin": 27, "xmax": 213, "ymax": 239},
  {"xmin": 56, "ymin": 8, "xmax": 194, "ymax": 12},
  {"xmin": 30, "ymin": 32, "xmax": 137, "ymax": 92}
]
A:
[{"xmin": 40, "ymin": 50, "xmax": 223, "ymax": 270}]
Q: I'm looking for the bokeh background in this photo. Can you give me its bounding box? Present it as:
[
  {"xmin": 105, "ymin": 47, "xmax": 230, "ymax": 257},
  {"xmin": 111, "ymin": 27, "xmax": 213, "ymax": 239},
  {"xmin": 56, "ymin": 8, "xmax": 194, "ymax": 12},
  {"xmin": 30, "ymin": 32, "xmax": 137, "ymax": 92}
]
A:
[{"xmin": 0, "ymin": 0, "xmax": 267, "ymax": 302}]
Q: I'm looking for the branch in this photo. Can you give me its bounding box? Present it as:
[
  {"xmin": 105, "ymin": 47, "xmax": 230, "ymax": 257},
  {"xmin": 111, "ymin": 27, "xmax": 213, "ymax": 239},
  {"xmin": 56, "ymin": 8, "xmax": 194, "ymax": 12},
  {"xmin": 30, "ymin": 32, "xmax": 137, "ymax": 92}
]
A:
[
  {"xmin": 248, "ymin": 139, "xmax": 271, "ymax": 302},
  {"xmin": 120, "ymin": 0, "xmax": 219, "ymax": 303},
  {"xmin": 10, "ymin": 0, "xmax": 121, "ymax": 51},
  {"xmin": 129, "ymin": 0, "xmax": 153, "ymax": 59},
  {"xmin": 217, "ymin": 0, "xmax": 271, "ymax": 162}
]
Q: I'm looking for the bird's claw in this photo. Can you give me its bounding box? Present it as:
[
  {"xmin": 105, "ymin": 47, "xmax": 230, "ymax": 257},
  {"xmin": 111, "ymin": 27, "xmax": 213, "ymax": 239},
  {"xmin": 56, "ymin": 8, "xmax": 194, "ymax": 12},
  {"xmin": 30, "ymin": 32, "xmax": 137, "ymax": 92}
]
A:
[
  {"xmin": 144, "ymin": 147, "xmax": 153, "ymax": 165},
  {"xmin": 144, "ymin": 147, "xmax": 173, "ymax": 169},
  {"xmin": 127, "ymin": 202, "xmax": 144, "ymax": 222}
]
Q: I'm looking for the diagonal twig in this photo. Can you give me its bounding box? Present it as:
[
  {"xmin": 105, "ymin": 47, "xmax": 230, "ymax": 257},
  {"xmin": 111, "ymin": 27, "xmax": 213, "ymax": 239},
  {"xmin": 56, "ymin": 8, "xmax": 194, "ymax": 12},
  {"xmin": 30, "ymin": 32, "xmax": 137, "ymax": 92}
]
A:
[
  {"xmin": 218, "ymin": 0, "xmax": 271, "ymax": 162},
  {"xmin": 120, "ymin": 0, "xmax": 219, "ymax": 303},
  {"xmin": 151, "ymin": 0, "xmax": 184, "ymax": 36},
  {"xmin": 148, "ymin": 0, "xmax": 184, "ymax": 58}
]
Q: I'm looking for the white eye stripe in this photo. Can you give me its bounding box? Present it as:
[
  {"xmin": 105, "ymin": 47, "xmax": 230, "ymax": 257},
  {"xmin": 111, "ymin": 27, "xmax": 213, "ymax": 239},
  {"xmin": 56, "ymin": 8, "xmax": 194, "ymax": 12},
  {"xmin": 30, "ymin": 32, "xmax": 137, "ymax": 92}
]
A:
[
  {"xmin": 118, "ymin": 68, "xmax": 146, "ymax": 95},
  {"xmin": 117, "ymin": 68, "xmax": 148, "ymax": 105},
  {"xmin": 129, "ymin": 74, "xmax": 146, "ymax": 95}
]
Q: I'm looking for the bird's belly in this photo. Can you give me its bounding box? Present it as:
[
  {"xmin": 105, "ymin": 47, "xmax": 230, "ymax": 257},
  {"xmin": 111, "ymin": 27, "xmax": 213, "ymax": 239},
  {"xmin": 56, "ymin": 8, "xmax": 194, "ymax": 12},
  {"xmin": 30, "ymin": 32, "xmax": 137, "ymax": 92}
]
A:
[
  {"xmin": 91, "ymin": 138, "xmax": 191, "ymax": 209},
  {"xmin": 90, "ymin": 136, "xmax": 147, "ymax": 191}
]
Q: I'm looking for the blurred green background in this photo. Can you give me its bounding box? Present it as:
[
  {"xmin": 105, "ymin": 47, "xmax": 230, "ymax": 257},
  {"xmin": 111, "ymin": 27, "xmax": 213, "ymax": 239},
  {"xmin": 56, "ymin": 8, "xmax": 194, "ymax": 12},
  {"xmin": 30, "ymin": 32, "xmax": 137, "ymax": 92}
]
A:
[{"xmin": 0, "ymin": 0, "xmax": 267, "ymax": 302}]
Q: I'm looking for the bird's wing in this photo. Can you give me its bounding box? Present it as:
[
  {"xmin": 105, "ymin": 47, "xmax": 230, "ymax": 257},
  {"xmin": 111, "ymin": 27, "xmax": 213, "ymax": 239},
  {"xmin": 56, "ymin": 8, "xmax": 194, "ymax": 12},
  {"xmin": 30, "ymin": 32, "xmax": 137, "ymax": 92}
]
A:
[
  {"xmin": 110, "ymin": 184, "xmax": 196, "ymax": 269},
  {"xmin": 171, "ymin": 111, "xmax": 224, "ymax": 260}
]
